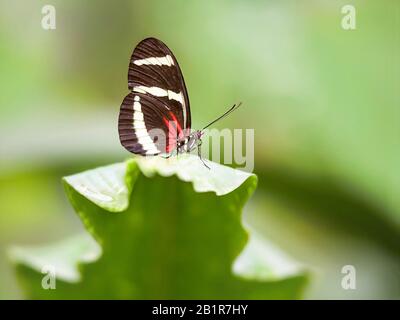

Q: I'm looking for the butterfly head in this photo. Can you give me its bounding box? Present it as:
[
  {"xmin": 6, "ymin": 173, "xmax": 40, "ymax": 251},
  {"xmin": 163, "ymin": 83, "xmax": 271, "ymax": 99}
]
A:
[
  {"xmin": 195, "ymin": 130, "xmax": 204, "ymax": 140},
  {"xmin": 175, "ymin": 130, "xmax": 201, "ymax": 154}
]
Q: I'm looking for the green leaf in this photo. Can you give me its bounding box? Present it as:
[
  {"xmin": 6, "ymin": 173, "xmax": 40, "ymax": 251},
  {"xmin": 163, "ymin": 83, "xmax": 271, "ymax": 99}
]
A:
[
  {"xmin": 11, "ymin": 155, "xmax": 308, "ymax": 299},
  {"xmin": 9, "ymin": 233, "xmax": 101, "ymax": 283}
]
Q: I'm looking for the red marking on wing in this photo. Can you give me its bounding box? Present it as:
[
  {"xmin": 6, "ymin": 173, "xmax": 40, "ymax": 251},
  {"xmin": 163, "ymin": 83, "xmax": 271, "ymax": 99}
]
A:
[
  {"xmin": 168, "ymin": 112, "xmax": 183, "ymax": 138},
  {"xmin": 163, "ymin": 116, "xmax": 177, "ymax": 153},
  {"xmin": 162, "ymin": 112, "xmax": 186, "ymax": 153}
]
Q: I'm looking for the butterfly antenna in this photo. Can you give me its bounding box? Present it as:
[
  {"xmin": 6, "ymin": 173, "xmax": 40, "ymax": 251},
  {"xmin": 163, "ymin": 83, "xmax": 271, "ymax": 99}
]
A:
[{"xmin": 202, "ymin": 102, "xmax": 242, "ymax": 130}]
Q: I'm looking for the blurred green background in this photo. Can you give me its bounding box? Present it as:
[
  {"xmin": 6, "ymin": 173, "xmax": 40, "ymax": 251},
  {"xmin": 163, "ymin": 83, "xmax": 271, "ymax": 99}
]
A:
[{"xmin": 0, "ymin": 0, "xmax": 399, "ymax": 299}]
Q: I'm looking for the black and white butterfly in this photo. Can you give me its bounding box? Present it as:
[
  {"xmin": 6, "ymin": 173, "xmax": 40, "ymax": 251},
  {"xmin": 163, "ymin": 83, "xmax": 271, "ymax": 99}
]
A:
[{"xmin": 118, "ymin": 37, "xmax": 241, "ymax": 168}]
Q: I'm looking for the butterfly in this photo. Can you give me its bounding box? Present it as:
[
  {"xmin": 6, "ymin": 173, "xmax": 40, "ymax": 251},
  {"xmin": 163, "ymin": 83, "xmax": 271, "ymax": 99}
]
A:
[{"xmin": 118, "ymin": 37, "xmax": 241, "ymax": 168}]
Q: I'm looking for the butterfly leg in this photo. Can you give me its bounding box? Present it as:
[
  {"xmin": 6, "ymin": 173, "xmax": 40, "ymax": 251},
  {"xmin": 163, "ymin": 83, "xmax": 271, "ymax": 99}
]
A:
[
  {"xmin": 197, "ymin": 140, "xmax": 210, "ymax": 169},
  {"xmin": 161, "ymin": 153, "xmax": 173, "ymax": 159},
  {"xmin": 176, "ymin": 131, "xmax": 179, "ymax": 159}
]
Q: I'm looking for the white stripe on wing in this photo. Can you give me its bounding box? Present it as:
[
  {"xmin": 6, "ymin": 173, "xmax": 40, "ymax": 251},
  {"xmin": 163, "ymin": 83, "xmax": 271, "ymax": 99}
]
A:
[
  {"xmin": 132, "ymin": 96, "xmax": 159, "ymax": 154},
  {"xmin": 133, "ymin": 55, "xmax": 174, "ymax": 67}
]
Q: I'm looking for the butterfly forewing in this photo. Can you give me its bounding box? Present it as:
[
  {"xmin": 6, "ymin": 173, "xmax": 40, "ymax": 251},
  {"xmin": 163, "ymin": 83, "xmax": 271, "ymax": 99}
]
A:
[{"xmin": 119, "ymin": 38, "xmax": 191, "ymax": 156}]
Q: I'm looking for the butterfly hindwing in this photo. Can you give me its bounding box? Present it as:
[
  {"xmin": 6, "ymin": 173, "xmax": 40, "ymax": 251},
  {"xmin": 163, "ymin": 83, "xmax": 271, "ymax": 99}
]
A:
[
  {"xmin": 119, "ymin": 91, "xmax": 186, "ymax": 156},
  {"xmin": 118, "ymin": 37, "xmax": 191, "ymax": 156}
]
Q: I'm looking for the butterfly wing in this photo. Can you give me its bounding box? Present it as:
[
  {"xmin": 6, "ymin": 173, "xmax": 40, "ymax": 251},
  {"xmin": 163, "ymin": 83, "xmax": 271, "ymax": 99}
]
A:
[
  {"xmin": 119, "ymin": 38, "xmax": 191, "ymax": 155},
  {"xmin": 119, "ymin": 92, "xmax": 186, "ymax": 155}
]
